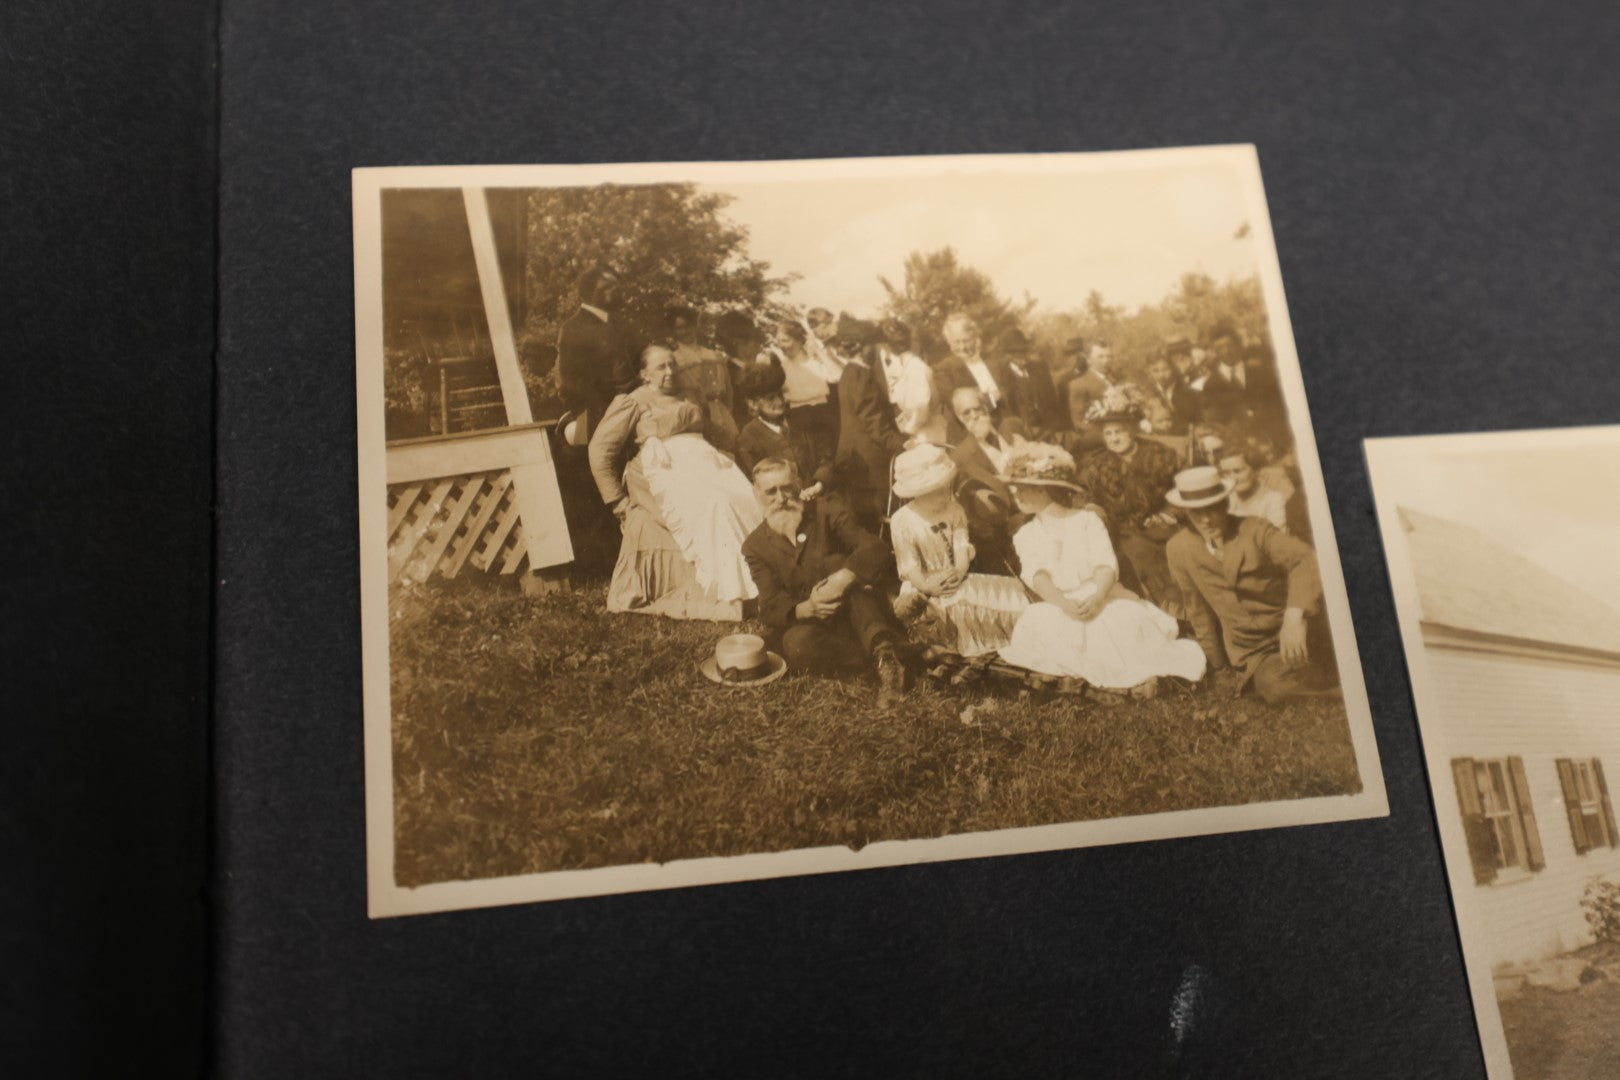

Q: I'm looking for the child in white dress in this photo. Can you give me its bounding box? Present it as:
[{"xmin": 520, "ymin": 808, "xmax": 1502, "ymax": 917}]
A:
[
  {"xmin": 995, "ymin": 443, "xmax": 1206, "ymax": 692},
  {"xmin": 888, "ymin": 444, "xmax": 1027, "ymax": 656}
]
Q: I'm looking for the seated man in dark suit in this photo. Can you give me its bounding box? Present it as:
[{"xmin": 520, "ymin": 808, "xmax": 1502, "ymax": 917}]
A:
[
  {"xmin": 947, "ymin": 386, "xmax": 1028, "ymax": 574},
  {"xmin": 742, "ymin": 457, "xmax": 908, "ymax": 707}
]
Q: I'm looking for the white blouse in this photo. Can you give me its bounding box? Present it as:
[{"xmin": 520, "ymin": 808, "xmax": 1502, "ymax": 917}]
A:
[{"xmin": 1013, "ymin": 506, "xmax": 1118, "ymax": 597}]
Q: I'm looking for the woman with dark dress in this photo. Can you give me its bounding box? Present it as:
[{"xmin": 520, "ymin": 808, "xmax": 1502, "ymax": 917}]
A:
[{"xmin": 1077, "ymin": 387, "xmax": 1186, "ymax": 620}]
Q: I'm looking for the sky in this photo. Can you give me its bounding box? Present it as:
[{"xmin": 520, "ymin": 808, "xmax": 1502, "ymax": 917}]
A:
[
  {"xmin": 700, "ymin": 159, "xmax": 1263, "ymax": 317},
  {"xmin": 1378, "ymin": 439, "xmax": 1620, "ymax": 613}
]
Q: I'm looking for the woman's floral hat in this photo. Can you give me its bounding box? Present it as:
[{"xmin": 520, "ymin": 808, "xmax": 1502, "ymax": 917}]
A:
[
  {"xmin": 1085, "ymin": 383, "xmax": 1148, "ymax": 427},
  {"xmin": 999, "ymin": 441, "xmax": 1085, "ymax": 493}
]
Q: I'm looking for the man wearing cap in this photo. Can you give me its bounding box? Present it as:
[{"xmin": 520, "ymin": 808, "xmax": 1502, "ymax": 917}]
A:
[
  {"xmin": 743, "ymin": 457, "xmax": 909, "ymax": 706},
  {"xmin": 994, "ymin": 327, "xmax": 1063, "ymax": 438},
  {"xmin": 1164, "ymin": 466, "xmax": 1339, "ymax": 703},
  {"xmin": 829, "ymin": 316, "xmax": 908, "ymax": 529}
]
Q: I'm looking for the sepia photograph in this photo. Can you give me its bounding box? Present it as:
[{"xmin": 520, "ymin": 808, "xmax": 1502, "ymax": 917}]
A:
[
  {"xmin": 354, "ymin": 147, "xmax": 1386, "ymax": 917},
  {"xmin": 1369, "ymin": 427, "xmax": 1620, "ymax": 1080}
]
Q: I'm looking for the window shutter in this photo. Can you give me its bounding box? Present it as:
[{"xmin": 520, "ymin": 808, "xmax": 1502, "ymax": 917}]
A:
[
  {"xmin": 1557, "ymin": 758, "xmax": 1591, "ymax": 854},
  {"xmin": 1509, "ymin": 757, "xmax": 1545, "ymax": 871},
  {"xmin": 1596, "ymin": 759, "xmax": 1619, "ymax": 850},
  {"xmin": 1451, "ymin": 757, "xmax": 1496, "ymax": 885}
]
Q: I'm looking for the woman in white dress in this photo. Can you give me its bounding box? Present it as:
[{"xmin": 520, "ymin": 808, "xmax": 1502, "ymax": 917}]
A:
[
  {"xmin": 588, "ymin": 346, "xmax": 763, "ymax": 620},
  {"xmin": 996, "ymin": 443, "xmax": 1207, "ymax": 693}
]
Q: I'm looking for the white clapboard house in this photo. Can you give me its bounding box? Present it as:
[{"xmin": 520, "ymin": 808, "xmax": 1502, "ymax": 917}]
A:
[{"xmin": 1402, "ymin": 508, "xmax": 1620, "ymax": 967}]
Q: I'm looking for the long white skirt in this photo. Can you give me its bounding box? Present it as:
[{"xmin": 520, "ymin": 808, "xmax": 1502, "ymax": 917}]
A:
[
  {"xmin": 639, "ymin": 433, "xmax": 762, "ymax": 603},
  {"xmin": 999, "ymin": 584, "xmax": 1206, "ymax": 689}
]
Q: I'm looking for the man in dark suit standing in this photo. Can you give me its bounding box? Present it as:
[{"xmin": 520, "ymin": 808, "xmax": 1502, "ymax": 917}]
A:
[
  {"xmin": 742, "ymin": 457, "xmax": 908, "ymax": 707},
  {"xmin": 1142, "ymin": 343, "xmax": 1201, "ymax": 436},
  {"xmin": 1055, "ymin": 336, "xmax": 1114, "ymax": 455},
  {"xmin": 993, "ymin": 327, "xmax": 1063, "ymax": 438},
  {"xmin": 1196, "ymin": 319, "xmax": 1258, "ymax": 431},
  {"xmin": 555, "ymin": 265, "xmax": 635, "ymax": 439},
  {"xmin": 553, "ymin": 266, "xmax": 637, "ymax": 568},
  {"xmin": 829, "ymin": 316, "xmax": 908, "ymax": 529}
]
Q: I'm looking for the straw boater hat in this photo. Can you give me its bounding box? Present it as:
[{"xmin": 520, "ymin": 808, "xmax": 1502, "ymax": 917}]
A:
[
  {"xmin": 701, "ymin": 633, "xmax": 787, "ymax": 687},
  {"xmin": 556, "ymin": 410, "xmax": 589, "ymax": 448},
  {"xmin": 1165, "ymin": 466, "xmax": 1236, "ymax": 509},
  {"xmin": 998, "ymin": 442, "xmax": 1086, "ymax": 493},
  {"xmin": 891, "ymin": 443, "xmax": 957, "ymax": 499}
]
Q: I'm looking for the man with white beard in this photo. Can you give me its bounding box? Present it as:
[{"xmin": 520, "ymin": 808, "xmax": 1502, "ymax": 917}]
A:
[
  {"xmin": 946, "ymin": 386, "xmax": 1030, "ymax": 575},
  {"xmin": 740, "ymin": 457, "xmax": 908, "ymax": 706}
]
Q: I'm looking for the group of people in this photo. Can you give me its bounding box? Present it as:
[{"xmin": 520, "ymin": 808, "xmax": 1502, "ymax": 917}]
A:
[{"xmin": 554, "ymin": 265, "xmax": 1338, "ymax": 708}]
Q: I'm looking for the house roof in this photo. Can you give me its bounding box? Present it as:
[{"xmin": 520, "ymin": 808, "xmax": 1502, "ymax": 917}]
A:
[{"xmin": 1400, "ymin": 507, "xmax": 1620, "ymax": 658}]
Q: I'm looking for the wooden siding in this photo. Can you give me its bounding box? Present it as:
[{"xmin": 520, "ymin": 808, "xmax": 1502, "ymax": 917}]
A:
[{"xmin": 1428, "ymin": 645, "xmax": 1620, "ymax": 967}]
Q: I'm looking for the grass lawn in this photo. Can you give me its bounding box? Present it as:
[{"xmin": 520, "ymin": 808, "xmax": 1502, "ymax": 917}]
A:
[
  {"xmin": 1498, "ymin": 941, "xmax": 1620, "ymax": 1080},
  {"xmin": 388, "ymin": 571, "xmax": 1362, "ymax": 888}
]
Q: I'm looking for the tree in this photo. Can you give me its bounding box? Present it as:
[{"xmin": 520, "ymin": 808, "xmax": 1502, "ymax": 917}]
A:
[
  {"xmin": 523, "ymin": 183, "xmax": 793, "ymax": 362},
  {"xmin": 879, "ymin": 247, "xmax": 1035, "ymax": 361},
  {"xmin": 1028, "ymin": 272, "xmax": 1272, "ymax": 385}
]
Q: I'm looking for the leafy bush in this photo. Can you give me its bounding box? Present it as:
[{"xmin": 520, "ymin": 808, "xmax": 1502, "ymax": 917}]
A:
[
  {"xmin": 384, "ymin": 346, "xmax": 432, "ymax": 415},
  {"xmin": 1581, "ymin": 875, "xmax": 1620, "ymax": 942}
]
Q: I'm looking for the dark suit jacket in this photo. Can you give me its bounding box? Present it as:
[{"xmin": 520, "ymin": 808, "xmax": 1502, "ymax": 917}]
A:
[
  {"xmin": 949, "ymin": 420, "xmax": 1030, "ymax": 507},
  {"xmin": 556, "ymin": 308, "xmax": 635, "ymax": 425},
  {"xmin": 735, "ymin": 417, "xmax": 830, "ymax": 488},
  {"xmin": 1000, "ymin": 360, "xmax": 1063, "ymax": 436},
  {"xmin": 742, "ymin": 500, "xmax": 893, "ymax": 632},
  {"xmin": 933, "ymin": 354, "xmax": 1015, "ymax": 444},
  {"xmin": 1144, "ymin": 377, "xmax": 1201, "ymax": 435},
  {"xmin": 1198, "ymin": 362, "xmax": 1285, "ymax": 429},
  {"xmin": 832, "ymin": 360, "xmax": 907, "ymax": 506}
]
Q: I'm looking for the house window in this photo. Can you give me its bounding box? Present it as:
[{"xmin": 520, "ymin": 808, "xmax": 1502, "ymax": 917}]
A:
[
  {"xmin": 1556, "ymin": 757, "xmax": 1619, "ymax": 854},
  {"xmin": 1450, "ymin": 756, "xmax": 1545, "ymax": 885}
]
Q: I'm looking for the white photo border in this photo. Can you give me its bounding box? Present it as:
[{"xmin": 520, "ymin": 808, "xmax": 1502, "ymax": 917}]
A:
[
  {"xmin": 1366, "ymin": 423, "xmax": 1620, "ymax": 1080},
  {"xmin": 356, "ymin": 145, "xmax": 1389, "ymax": 918}
]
